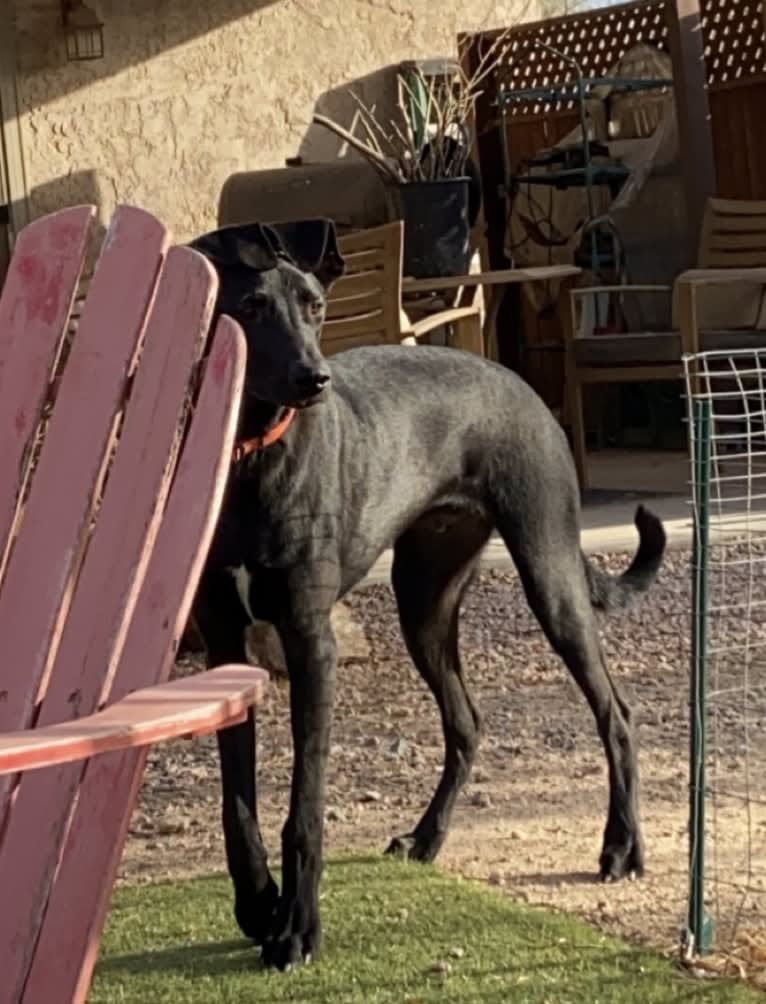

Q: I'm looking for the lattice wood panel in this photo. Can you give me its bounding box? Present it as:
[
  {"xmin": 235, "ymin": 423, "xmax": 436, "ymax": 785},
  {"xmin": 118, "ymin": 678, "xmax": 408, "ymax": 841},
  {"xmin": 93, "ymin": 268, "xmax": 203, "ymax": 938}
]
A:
[
  {"xmin": 485, "ymin": 0, "xmax": 670, "ymax": 117},
  {"xmin": 701, "ymin": 0, "xmax": 766, "ymax": 87}
]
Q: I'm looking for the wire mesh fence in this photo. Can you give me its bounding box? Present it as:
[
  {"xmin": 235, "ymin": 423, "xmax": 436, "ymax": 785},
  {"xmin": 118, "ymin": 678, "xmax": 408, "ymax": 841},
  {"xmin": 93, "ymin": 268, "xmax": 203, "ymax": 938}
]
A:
[{"xmin": 684, "ymin": 349, "xmax": 766, "ymax": 977}]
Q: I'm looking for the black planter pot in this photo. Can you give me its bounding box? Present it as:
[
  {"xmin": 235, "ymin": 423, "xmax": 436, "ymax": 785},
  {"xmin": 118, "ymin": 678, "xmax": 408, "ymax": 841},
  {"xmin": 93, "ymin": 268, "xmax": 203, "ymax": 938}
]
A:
[{"xmin": 393, "ymin": 177, "xmax": 471, "ymax": 279}]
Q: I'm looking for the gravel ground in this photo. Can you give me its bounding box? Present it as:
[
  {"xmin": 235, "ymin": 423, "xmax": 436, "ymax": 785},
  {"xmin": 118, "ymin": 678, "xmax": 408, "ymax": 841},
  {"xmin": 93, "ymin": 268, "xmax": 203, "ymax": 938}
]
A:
[{"xmin": 122, "ymin": 546, "xmax": 766, "ymax": 956}]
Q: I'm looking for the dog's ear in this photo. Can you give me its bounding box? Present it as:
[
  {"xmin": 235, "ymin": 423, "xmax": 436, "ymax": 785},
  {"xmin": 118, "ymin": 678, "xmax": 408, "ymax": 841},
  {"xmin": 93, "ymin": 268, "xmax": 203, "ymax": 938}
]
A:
[
  {"xmin": 189, "ymin": 223, "xmax": 280, "ymax": 271},
  {"xmin": 266, "ymin": 218, "xmax": 346, "ymax": 289}
]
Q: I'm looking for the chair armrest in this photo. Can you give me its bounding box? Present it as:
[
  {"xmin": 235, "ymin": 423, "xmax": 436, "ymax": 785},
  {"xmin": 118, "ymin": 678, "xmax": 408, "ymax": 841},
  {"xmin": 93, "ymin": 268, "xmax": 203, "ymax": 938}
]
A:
[
  {"xmin": 0, "ymin": 666, "xmax": 268, "ymax": 775},
  {"xmin": 403, "ymin": 305, "xmax": 481, "ymax": 341},
  {"xmin": 674, "ymin": 268, "xmax": 766, "ymax": 355},
  {"xmin": 567, "ymin": 284, "xmax": 672, "ymax": 341},
  {"xmin": 675, "ymin": 267, "xmax": 766, "ymax": 287},
  {"xmin": 571, "ymin": 284, "xmax": 672, "ymax": 298}
]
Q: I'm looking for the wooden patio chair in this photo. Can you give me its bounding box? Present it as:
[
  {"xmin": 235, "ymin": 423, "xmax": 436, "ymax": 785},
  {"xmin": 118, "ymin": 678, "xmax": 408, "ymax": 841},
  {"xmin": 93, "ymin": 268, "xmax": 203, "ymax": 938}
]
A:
[
  {"xmin": 565, "ymin": 198, "xmax": 766, "ymax": 488},
  {"xmin": 0, "ymin": 204, "xmax": 268, "ymax": 1004},
  {"xmin": 322, "ymin": 220, "xmax": 484, "ymax": 356}
]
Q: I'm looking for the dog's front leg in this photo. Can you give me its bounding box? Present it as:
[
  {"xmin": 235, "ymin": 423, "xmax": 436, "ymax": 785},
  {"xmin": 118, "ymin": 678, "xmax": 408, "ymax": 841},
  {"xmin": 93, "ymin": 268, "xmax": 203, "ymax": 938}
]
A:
[
  {"xmin": 262, "ymin": 613, "xmax": 336, "ymax": 970},
  {"xmin": 194, "ymin": 570, "xmax": 279, "ymax": 944}
]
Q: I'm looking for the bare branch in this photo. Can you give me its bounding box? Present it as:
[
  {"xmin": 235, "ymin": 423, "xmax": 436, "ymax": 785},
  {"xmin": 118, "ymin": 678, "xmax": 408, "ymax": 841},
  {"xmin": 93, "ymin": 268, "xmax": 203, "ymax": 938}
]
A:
[
  {"xmin": 312, "ymin": 114, "xmax": 403, "ymax": 182},
  {"xmin": 315, "ymin": 30, "xmax": 514, "ymax": 186}
]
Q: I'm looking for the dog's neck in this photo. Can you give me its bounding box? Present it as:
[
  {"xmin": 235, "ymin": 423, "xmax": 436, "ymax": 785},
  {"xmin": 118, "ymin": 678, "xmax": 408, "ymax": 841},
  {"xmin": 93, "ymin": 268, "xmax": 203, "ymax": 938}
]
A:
[
  {"xmin": 239, "ymin": 398, "xmax": 288, "ymax": 442},
  {"xmin": 232, "ymin": 398, "xmax": 301, "ymax": 467}
]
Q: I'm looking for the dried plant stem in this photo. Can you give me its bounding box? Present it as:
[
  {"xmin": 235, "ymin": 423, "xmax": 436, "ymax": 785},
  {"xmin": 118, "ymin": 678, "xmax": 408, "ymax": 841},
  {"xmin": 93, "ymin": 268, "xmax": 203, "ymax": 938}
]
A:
[
  {"xmin": 349, "ymin": 93, "xmax": 393, "ymax": 158},
  {"xmin": 312, "ymin": 113, "xmax": 403, "ymax": 182},
  {"xmin": 312, "ymin": 31, "xmax": 513, "ymax": 185}
]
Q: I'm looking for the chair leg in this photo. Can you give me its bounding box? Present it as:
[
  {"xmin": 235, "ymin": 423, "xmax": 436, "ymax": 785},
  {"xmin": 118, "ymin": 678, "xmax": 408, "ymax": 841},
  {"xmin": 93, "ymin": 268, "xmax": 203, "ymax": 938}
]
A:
[
  {"xmin": 564, "ymin": 344, "xmax": 588, "ymax": 490},
  {"xmin": 450, "ymin": 312, "xmax": 484, "ymax": 356},
  {"xmin": 570, "ymin": 380, "xmax": 588, "ymax": 491}
]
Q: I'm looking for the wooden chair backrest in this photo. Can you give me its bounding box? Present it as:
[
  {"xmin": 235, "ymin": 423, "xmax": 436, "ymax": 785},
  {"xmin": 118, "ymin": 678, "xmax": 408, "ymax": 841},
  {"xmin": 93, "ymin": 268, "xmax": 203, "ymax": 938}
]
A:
[
  {"xmin": 322, "ymin": 221, "xmax": 404, "ymax": 355},
  {"xmin": 676, "ymin": 197, "xmax": 766, "ymax": 331},
  {"xmin": 698, "ymin": 198, "xmax": 766, "ymax": 268},
  {"xmin": 0, "ymin": 205, "xmax": 245, "ymax": 1004}
]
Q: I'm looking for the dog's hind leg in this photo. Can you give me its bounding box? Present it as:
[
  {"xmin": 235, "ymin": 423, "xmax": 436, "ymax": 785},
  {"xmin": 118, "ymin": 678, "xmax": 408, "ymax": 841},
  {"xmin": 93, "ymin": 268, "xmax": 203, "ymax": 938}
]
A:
[
  {"xmin": 194, "ymin": 570, "xmax": 279, "ymax": 944},
  {"xmin": 497, "ymin": 506, "xmax": 644, "ymax": 881},
  {"xmin": 386, "ymin": 508, "xmax": 491, "ymax": 863}
]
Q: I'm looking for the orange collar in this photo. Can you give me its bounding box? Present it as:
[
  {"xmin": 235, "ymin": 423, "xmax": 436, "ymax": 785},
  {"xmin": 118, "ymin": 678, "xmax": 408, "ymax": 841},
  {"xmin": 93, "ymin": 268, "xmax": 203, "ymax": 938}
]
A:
[{"xmin": 233, "ymin": 407, "xmax": 296, "ymax": 462}]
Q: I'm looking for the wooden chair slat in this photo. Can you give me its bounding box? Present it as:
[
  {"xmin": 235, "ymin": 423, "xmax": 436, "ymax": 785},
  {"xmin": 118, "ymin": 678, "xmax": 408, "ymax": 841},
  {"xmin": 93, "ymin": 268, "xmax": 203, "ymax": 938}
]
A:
[
  {"xmin": 0, "ymin": 206, "xmax": 93, "ymax": 584},
  {"xmin": 21, "ymin": 317, "xmax": 246, "ymax": 1004},
  {"xmin": 707, "ymin": 197, "xmax": 766, "ymax": 215},
  {"xmin": 708, "ymin": 231, "xmax": 766, "ymax": 249},
  {"xmin": 702, "ymin": 249, "xmax": 766, "ymax": 268},
  {"xmin": 0, "ymin": 208, "xmax": 168, "ymax": 813},
  {"xmin": 0, "ymin": 666, "xmax": 267, "ymax": 777},
  {"xmin": 322, "ymin": 332, "xmax": 389, "ymax": 355},
  {"xmin": 323, "ymin": 309, "xmax": 387, "ymax": 340},
  {"xmin": 328, "ymin": 269, "xmax": 385, "ymax": 299},
  {"xmin": 0, "ymin": 247, "xmax": 218, "ymax": 1000},
  {"xmin": 325, "ymin": 290, "xmax": 384, "ymax": 320}
]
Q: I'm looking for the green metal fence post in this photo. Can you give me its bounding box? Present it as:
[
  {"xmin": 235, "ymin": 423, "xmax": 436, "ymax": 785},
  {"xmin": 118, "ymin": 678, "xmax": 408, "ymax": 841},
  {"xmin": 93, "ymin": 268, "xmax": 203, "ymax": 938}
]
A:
[{"xmin": 688, "ymin": 396, "xmax": 713, "ymax": 954}]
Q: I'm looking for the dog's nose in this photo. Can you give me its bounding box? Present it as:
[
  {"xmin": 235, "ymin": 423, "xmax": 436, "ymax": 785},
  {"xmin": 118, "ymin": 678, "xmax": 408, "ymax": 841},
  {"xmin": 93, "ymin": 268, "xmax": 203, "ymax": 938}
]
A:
[{"xmin": 290, "ymin": 363, "xmax": 331, "ymax": 399}]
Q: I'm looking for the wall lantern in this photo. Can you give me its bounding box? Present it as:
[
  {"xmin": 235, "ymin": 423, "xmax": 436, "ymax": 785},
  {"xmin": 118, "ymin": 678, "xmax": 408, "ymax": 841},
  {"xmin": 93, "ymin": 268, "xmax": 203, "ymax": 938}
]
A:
[{"xmin": 61, "ymin": 1, "xmax": 104, "ymax": 62}]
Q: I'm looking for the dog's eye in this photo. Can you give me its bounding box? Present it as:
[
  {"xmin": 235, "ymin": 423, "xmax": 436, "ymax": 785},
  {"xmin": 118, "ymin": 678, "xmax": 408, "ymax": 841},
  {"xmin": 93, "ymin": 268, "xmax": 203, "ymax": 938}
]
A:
[{"xmin": 241, "ymin": 292, "xmax": 268, "ymax": 317}]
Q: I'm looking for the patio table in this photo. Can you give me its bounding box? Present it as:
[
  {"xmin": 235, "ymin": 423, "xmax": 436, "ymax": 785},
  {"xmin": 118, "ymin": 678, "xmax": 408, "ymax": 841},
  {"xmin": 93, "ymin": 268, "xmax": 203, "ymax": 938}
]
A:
[{"xmin": 402, "ymin": 264, "xmax": 582, "ymax": 361}]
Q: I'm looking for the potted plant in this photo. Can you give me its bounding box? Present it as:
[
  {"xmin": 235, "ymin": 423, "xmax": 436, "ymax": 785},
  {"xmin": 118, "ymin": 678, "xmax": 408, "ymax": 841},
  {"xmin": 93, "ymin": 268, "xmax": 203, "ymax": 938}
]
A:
[{"xmin": 313, "ymin": 34, "xmax": 510, "ymax": 278}]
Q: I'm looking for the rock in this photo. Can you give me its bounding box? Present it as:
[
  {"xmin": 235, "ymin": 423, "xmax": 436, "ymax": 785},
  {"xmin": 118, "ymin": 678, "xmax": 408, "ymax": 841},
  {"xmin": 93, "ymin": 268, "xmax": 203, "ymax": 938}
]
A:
[
  {"xmin": 429, "ymin": 960, "xmax": 451, "ymax": 975},
  {"xmin": 471, "ymin": 790, "xmax": 492, "ymax": 809},
  {"xmin": 488, "ymin": 871, "xmax": 504, "ymax": 886},
  {"xmin": 157, "ymin": 818, "xmax": 188, "ymax": 836},
  {"xmin": 360, "ymin": 789, "xmax": 382, "ymax": 803},
  {"xmin": 246, "ymin": 621, "xmax": 287, "ymax": 675},
  {"xmin": 326, "ymin": 806, "xmax": 343, "ymax": 822},
  {"xmin": 449, "ymin": 946, "xmax": 465, "ymax": 959},
  {"xmin": 388, "ymin": 736, "xmax": 408, "ymax": 757},
  {"xmin": 244, "ymin": 601, "xmax": 369, "ymax": 674},
  {"xmin": 332, "ymin": 601, "xmax": 371, "ymax": 662}
]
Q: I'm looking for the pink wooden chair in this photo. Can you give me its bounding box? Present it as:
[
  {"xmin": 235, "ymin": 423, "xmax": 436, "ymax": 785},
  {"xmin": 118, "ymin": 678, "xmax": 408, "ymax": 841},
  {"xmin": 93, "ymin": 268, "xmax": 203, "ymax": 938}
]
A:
[{"xmin": 0, "ymin": 205, "xmax": 268, "ymax": 1004}]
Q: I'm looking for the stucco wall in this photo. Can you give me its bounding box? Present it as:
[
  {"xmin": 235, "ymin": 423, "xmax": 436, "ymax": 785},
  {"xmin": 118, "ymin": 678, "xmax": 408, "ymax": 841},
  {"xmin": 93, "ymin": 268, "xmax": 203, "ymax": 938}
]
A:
[{"xmin": 11, "ymin": 0, "xmax": 535, "ymax": 241}]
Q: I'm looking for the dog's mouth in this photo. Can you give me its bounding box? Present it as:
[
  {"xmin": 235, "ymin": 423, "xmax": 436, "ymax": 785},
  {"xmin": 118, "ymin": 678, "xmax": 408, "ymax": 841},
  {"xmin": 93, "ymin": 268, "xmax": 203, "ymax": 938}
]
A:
[
  {"xmin": 244, "ymin": 386, "xmax": 327, "ymax": 410},
  {"xmin": 291, "ymin": 391, "xmax": 327, "ymax": 410}
]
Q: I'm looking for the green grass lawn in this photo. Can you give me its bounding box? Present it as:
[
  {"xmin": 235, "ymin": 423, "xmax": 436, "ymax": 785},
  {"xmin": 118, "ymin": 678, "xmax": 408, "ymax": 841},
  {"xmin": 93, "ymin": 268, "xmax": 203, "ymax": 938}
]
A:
[{"xmin": 91, "ymin": 856, "xmax": 758, "ymax": 1004}]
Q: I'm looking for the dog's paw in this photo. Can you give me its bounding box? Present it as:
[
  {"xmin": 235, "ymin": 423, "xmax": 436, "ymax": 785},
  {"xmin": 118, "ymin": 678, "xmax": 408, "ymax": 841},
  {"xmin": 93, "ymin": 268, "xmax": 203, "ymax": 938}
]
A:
[
  {"xmin": 599, "ymin": 837, "xmax": 645, "ymax": 883},
  {"xmin": 234, "ymin": 875, "xmax": 280, "ymax": 945},
  {"xmin": 385, "ymin": 833, "xmax": 416, "ymax": 859},
  {"xmin": 385, "ymin": 832, "xmax": 437, "ymax": 862},
  {"xmin": 260, "ymin": 889, "xmax": 321, "ymax": 970},
  {"xmin": 259, "ymin": 919, "xmax": 315, "ymax": 971},
  {"xmin": 261, "ymin": 931, "xmax": 317, "ymax": 971}
]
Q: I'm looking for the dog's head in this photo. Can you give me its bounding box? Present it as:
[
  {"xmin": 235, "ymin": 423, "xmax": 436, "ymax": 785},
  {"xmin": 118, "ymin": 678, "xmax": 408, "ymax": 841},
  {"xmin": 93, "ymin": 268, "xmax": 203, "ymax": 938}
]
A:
[{"xmin": 191, "ymin": 219, "xmax": 344, "ymax": 408}]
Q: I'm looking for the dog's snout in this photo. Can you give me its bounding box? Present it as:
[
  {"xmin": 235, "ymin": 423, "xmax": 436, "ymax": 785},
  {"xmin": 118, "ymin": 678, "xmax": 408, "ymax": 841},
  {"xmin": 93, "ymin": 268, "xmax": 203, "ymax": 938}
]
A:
[{"xmin": 289, "ymin": 363, "xmax": 331, "ymax": 399}]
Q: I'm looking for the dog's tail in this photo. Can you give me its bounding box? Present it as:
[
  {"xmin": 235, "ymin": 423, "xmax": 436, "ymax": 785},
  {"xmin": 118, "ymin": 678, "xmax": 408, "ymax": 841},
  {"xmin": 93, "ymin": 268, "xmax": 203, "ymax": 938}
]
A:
[{"xmin": 584, "ymin": 504, "xmax": 666, "ymax": 612}]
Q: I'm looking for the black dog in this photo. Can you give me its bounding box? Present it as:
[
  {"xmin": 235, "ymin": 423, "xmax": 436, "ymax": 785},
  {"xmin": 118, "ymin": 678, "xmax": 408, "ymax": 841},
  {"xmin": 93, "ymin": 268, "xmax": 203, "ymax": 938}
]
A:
[{"xmin": 189, "ymin": 219, "xmax": 666, "ymax": 971}]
